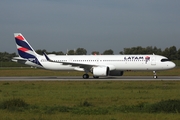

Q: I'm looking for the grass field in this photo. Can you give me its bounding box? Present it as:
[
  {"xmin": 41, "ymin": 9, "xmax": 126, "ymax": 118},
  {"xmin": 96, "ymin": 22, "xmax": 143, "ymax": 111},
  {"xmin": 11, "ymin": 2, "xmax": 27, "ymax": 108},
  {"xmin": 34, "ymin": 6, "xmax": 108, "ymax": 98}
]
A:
[
  {"xmin": 0, "ymin": 67, "xmax": 179, "ymax": 76},
  {"xmin": 0, "ymin": 67, "xmax": 180, "ymax": 120},
  {"xmin": 1, "ymin": 81, "xmax": 180, "ymax": 120}
]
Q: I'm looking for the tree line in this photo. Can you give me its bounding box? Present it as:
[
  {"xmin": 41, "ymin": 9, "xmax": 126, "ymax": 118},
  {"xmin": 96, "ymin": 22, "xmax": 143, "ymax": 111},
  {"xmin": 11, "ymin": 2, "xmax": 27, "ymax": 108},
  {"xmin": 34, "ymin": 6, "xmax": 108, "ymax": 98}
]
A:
[
  {"xmin": 120, "ymin": 46, "xmax": 180, "ymax": 60},
  {"xmin": 0, "ymin": 46, "xmax": 180, "ymax": 62}
]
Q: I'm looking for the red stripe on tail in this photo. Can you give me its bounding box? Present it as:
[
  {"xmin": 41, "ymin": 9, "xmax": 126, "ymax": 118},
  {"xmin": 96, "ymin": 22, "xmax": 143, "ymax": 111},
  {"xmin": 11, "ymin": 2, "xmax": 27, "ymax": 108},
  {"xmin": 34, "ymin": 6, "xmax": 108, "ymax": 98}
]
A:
[
  {"xmin": 16, "ymin": 35, "xmax": 24, "ymax": 41},
  {"xmin": 18, "ymin": 47, "xmax": 29, "ymax": 52}
]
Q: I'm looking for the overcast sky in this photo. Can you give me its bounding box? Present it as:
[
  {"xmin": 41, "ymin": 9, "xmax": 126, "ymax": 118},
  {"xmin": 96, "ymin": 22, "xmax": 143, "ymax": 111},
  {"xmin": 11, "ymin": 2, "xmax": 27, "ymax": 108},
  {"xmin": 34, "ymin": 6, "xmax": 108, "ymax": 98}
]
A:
[{"xmin": 1, "ymin": 0, "xmax": 180, "ymax": 54}]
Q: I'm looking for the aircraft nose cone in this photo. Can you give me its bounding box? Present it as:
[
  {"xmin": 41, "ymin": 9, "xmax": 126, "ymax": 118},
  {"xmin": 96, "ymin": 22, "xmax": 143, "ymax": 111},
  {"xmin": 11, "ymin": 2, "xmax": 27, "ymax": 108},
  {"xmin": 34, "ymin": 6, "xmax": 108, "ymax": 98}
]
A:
[{"xmin": 169, "ymin": 62, "xmax": 176, "ymax": 69}]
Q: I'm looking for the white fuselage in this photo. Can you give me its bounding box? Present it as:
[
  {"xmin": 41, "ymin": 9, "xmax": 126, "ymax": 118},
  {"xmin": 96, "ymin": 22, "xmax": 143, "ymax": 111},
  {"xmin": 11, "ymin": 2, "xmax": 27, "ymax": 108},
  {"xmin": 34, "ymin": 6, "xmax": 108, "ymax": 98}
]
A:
[
  {"xmin": 23, "ymin": 54, "xmax": 175, "ymax": 71},
  {"xmin": 12, "ymin": 33, "xmax": 176, "ymax": 79}
]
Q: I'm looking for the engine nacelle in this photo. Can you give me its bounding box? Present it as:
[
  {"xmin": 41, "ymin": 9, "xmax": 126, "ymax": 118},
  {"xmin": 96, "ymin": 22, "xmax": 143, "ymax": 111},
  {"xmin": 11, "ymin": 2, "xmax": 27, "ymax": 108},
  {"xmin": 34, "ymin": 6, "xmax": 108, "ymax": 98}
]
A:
[
  {"xmin": 109, "ymin": 70, "xmax": 124, "ymax": 76},
  {"xmin": 93, "ymin": 67, "xmax": 109, "ymax": 76}
]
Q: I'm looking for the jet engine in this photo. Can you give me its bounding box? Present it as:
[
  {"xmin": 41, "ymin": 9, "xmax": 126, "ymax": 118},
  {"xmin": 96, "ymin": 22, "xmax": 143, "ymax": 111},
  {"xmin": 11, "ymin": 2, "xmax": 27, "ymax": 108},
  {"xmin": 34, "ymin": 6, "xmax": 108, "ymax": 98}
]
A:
[{"xmin": 93, "ymin": 67, "xmax": 109, "ymax": 76}]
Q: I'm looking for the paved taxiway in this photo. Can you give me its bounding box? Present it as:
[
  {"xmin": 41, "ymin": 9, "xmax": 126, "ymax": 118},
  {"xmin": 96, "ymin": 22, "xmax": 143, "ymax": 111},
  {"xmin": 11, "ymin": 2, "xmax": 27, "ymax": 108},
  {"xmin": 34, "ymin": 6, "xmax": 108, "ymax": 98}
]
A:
[{"xmin": 0, "ymin": 76, "xmax": 180, "ymax": 81}]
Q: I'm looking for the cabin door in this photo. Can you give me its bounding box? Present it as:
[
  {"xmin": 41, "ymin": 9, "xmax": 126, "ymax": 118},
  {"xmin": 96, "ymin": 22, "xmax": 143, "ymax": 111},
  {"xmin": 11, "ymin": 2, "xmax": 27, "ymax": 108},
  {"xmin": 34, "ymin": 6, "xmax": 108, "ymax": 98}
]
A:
[{"xmin": 151, "ymin": 56, "xmax": 156, "ymax": 65}]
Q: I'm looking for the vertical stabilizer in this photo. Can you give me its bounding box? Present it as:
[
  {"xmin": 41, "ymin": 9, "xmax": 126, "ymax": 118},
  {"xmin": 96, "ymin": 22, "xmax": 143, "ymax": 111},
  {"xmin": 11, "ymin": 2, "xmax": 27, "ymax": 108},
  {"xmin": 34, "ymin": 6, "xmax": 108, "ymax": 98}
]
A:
[{"xmin": 14, "ymin": 33, "xmax": 42, "ymax": 66}]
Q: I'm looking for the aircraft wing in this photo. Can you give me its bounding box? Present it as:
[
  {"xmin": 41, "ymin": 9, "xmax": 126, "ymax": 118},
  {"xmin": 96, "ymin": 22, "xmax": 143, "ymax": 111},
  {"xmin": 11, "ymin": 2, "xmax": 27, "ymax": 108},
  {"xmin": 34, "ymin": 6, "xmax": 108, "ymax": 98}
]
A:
[
  {"xmin": 43, "ymin": 53, "xmax": 99, "ymax": 71},
  {"xmin": 61, "ymin": 61, "xmax": 96, "ymax": 71}
]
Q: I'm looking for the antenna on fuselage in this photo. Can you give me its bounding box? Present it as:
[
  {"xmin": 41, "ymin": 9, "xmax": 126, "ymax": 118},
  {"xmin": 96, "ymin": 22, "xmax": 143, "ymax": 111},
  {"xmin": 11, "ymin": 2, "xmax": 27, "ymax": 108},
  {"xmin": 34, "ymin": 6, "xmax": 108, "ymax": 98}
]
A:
[{"xmin": 66, "ymin": 49, "xmax": 68, "ymax": 55}]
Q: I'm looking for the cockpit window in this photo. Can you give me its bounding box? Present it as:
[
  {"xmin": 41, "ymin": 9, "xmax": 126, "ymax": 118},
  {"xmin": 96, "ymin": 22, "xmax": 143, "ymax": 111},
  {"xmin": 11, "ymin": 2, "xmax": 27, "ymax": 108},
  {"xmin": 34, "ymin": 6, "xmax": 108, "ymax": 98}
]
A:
[{"xmin": 161, "ymin": 59, "xmax": 170, "ymax": 62}]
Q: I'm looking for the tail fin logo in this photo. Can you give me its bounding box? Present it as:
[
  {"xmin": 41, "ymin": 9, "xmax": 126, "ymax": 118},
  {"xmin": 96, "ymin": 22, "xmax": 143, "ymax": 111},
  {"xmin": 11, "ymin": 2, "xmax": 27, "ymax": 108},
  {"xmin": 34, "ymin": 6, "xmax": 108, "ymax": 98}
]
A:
[
  {"xmin": 14, "ymin": 33, "xmax": 42, "ymax": 66},
  {"xmin": 15, "ymin": 34, "xmax": 33, "ymax": 52},
  {"xmin": 16, "ymin": 35, "xmax": 24, "ymax": 41}
]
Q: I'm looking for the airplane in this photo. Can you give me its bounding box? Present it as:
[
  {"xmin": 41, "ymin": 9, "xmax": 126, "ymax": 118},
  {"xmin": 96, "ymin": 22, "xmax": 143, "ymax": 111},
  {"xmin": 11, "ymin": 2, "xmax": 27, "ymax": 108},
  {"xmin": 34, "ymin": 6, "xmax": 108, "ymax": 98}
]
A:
[{"xmin": 12, "ymin": 33, "xmax": 176, "ymax": 79}]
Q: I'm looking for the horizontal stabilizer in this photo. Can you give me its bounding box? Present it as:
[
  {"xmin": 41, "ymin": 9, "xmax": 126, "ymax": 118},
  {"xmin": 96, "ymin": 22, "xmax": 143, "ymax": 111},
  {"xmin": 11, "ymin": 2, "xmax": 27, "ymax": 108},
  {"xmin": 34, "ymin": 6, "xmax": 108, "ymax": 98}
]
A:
[
  {"xmin": 12, "ymin": 57, "xmax": 27, "ymax": 61},
  {"xmin": 11, "ymin": 57, "xmax": 27, "ymax": 64}
]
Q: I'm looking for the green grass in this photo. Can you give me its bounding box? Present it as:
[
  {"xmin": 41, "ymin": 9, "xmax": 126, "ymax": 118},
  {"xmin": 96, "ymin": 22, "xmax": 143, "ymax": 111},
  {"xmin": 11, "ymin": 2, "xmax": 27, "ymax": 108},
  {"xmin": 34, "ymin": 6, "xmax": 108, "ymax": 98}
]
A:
[
  {"xmin": 0, "ymin": 67, "xmax": 179, "ymax": 76},
  {"xmin": 0, "ymin": 62, "xmax": 28, "ymax": 67},
  {"xmin": 1, "ymin": 81, "xmax": 180, "ymax": 120}
]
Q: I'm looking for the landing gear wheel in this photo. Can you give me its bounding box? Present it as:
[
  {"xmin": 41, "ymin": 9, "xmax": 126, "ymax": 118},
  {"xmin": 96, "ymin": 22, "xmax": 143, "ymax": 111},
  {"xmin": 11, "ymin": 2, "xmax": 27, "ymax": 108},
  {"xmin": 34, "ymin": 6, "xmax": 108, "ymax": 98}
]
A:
[
  {"xmin": 153, "ymin": 71, "xmax": 158, "ymax": 79},
  {"xmin": 93, "ymin": 76, "xmax": 99, "ymax": 79},
  {"xmin": 153, "ymin": 75, "xmax": 158, "ymax": 79},
  {"xmin": 83, "ymin": 74, "xmax": 89, "ymax": 79}
]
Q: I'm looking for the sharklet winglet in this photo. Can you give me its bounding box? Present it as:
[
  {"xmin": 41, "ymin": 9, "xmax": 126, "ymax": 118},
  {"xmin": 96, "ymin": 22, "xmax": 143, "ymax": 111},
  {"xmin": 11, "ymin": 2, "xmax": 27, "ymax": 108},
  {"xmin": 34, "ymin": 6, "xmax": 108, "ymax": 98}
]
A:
[{"xmin": 43, "ymin": 52, "xmax": 53, "ymax": 62}]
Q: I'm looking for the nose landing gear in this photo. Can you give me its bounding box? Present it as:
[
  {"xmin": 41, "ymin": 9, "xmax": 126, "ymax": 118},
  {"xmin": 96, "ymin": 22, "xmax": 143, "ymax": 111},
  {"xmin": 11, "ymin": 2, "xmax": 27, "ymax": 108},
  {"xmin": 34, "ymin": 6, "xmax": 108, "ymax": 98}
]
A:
[{"xmin": 153, "ymin": 71, "xmax": 157, "ymax": 79}]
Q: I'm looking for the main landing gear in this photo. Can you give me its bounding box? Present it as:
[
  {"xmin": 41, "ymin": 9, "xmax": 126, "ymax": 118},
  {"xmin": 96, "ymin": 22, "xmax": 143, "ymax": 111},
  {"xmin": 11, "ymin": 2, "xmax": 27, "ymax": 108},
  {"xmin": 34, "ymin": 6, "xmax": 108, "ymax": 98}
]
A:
[
  {"xmin": 83, "ymin": 74, "xmax": 89, "ymax": 79},
  {"xmin": 93, "ymin": 76, "xmax": 99, "ymax": 79},
  {"xmin": 82, "ymin": 74, "xmax": 99, "ymax": 79},
  {"xmin": 153, "ymin": 71, "xmax": 157, "ymax": 79}
]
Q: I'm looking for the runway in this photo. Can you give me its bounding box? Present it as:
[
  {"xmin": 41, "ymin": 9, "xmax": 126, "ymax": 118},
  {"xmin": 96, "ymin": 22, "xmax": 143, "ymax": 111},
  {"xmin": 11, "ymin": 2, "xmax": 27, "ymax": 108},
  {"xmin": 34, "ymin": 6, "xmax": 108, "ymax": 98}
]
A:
[{"xmin": 0, "ymin": 76, "xmax": 180, "ymax": 81}]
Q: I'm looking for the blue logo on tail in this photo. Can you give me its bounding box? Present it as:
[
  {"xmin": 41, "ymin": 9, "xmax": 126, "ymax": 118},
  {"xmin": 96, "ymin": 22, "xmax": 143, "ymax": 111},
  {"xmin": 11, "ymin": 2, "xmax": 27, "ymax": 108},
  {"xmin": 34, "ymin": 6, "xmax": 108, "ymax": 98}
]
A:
[{"xmin": 15, "ymin": 34, "xmax": 42, "ymax": 66}]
